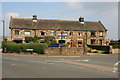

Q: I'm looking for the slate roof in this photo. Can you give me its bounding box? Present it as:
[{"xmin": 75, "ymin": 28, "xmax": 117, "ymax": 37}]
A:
[{"xmin": 9, "ymin": 18, "xmax": 107, "ymax": 31}]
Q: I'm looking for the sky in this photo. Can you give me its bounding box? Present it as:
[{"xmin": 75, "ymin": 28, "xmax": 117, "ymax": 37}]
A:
[{"xmin": 0, "ymin": 1, "xmax": 119, "ymax": 40}]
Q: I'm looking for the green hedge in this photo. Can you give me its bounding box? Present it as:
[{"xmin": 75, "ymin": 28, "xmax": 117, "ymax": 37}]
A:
[
  {"xmin": 87, "ymin": 45, "xmax": 110, "ymax": 54},
  {"xmin": 111, "ymin": 45, "xmax": 120, "ymax": 49},
  {"xmin": 2, "ymin": 41, "xmax": 48, "ymax": 54}
]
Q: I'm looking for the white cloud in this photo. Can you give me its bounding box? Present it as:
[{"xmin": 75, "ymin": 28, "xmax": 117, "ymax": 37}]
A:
[
  {"xmin": 6, "ymin": 12, "xmax": 19, "ymax": 18},
  {"xmin": 65, "ymin": 2, "xmax": 83, "ymax": 9}
]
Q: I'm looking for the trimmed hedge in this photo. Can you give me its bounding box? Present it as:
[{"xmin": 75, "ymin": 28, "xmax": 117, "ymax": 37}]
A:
[
  {"xmin": 2, "ymin": 41, "xmax": 48, "ymax": 54},
  {"xmin": 87, "ymin": 45, "xmax": 110, "ymax": 54},
  {"xmin": 111, "ymin": 44, "xmax": 120, "ymax": 49}
]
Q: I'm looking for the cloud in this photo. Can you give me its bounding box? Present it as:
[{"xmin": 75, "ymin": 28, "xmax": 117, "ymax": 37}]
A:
[
  {"xmin": 65, "ymin": 2, "xmax": 83, "ymax": 9},
  {"xmin": 6, "ymin": 12, "xmax": 19, "ymax": 18}
]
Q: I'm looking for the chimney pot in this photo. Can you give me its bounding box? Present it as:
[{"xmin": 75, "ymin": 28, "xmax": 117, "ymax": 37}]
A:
[
  {"xmin": 32, "ymin": 15, "xmax": 37, "ymax": 22},
  {"xmin": 79, "ymin": 16, "xmax": 84, "ymax": 24}
]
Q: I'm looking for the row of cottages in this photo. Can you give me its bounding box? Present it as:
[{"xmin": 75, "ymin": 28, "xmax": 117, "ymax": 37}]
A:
[{"xmin": 8, "ymin": 15, "xmax": 108, "ymax": 47}]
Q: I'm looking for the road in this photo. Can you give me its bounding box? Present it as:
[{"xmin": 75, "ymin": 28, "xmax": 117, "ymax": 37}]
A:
[{"xmin": 2, "ymin": 53, "xmax": 119, "ymax": 78}]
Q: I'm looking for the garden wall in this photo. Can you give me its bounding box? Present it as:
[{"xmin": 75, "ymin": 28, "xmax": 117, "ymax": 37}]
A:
[
  {"xmin": 112, "ymin": 49, "xmax": 120, "ymax": 54},
  {"xmin": 45, "ymin": 47, "xmax": 84, "ymax": 55}
]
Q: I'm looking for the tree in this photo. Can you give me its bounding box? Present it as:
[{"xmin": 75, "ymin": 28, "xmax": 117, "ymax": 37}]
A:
[
  {"xmin": 25, "ymin": 37, "xmax": 33, "ymax": 43},
  {"xmin": 51, "ymin": 40, "xmax": 57, "ymax": 44},
  {"xmin": 25, "ymin": 36, "xmax": 42, "ymax": 43},
  {"xmin": 43, "ymin": 36, "xmax": 55, "ymax": 45}
]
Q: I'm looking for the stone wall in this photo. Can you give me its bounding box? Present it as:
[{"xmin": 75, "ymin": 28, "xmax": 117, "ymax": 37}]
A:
[
  {"xmin": 45, "ymin": 47, "xmax": 84, "ymax": 55},
  {"xmin": 112, "ymin": 49, "xmax": 120, "ymax": 54}
]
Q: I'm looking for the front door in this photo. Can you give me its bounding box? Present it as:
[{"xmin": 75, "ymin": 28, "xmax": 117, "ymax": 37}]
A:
[
  {"xmin": 99, "ymin": 40, "xmax": 102, "ymax": 45},
  {"xmin": 70, "ymin": 40, "xmax": 74, "ymax": 47}
]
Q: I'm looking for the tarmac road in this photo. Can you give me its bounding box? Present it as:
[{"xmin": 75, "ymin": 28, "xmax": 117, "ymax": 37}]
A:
[{"xmin": 2, "ymin": 53, "xmax": 119, "ymax": 78}]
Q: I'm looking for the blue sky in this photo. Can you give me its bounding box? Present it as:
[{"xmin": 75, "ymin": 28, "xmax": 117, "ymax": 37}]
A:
[{"xmin": 0, "ymin": 2, "xmax": 119, "ymax": 40}]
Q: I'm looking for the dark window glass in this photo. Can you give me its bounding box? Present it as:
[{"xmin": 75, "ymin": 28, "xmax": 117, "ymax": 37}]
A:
[
  {"xmin": 70, "ymin": 32, "xmax": 73, "ymax": 36},
  {"xmin": 91, "ymin": 31, "xmax": 96, "ymax": 37},
  {"xmin": 91, "ymin": 39, "xmax": 96, "ymax": 44},
  {"xmin": 15, "ymin": 30, "xmax": 19, "ymax": 35},
  {"xmin": 41, "ymin": 31, "xmax": 45, "ymax": 35}
]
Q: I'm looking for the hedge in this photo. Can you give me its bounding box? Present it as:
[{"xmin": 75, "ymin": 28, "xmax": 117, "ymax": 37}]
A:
[
  {"xmin": 87, "ymin": 45, "xmax": 110, "ymax": 54},
  {"xmin": 2, "ymin": 41, "xmax": 48, "ymax": 54}
]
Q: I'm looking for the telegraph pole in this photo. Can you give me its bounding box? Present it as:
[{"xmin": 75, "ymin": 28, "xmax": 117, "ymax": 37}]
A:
[
  {"xmin": 0, "ymin": 20, "xmax": 5, "ymax": 53},
  {"xmin": 84, "ymin": 30, "xmax": 87, "ymax": 54}
]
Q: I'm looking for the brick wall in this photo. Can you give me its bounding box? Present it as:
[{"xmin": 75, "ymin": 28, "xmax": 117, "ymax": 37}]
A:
[{"xmin": 45, "ymin": 47, "xmax": 84, "ymax": 55}]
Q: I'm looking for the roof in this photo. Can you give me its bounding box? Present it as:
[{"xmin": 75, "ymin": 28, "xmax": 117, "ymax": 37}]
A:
[{"xmin": 9, "ymin": 17, "xmax": 107, "ymax": 31}]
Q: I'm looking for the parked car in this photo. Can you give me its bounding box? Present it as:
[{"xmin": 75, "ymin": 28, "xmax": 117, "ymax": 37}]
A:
[{"xmin": 48, "ymin": 43, "xmax": 64, "ymax": 47}]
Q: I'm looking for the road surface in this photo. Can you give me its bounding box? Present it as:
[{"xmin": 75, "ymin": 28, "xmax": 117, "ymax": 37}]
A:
[{"xmin": 2, "ymin": 53, "xmax": 119, "ymax": 78}]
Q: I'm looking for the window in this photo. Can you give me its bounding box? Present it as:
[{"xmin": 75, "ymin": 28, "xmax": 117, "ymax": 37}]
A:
[
  {"xmin": 41, "ymin": 31, "xmax": 45, "ymax": 35},
  {"xmin": 78, "ymin": 32, "xmax": 82, "ymax": 36},
  {"xmin": 91, "ymin": 31, "xmax": 96, "ymax": 37},
  {"xmin": 70, "ymin": 32, "xmax": 73, "ymax": 36},
  {"xmin": 51, "ymin": 31, "xmax": 54, "ymax": 35},
  {"xmin": 78, "ymin": 40, "xmax": 83, "ymax": 47},
  {"xmin": 15, "ymin": 30, "xmax": 19, "ymax": 35},
  {"xmin": 91, "ymin": 39, "xmax": 96, "ymax": 44},
  {"xmin": 24, "ymin": 31, "xmax": 31, "ymax": 35},
  {"xmin": 100, "ymin": 32, "xmax": 103, "ymax": 37}
]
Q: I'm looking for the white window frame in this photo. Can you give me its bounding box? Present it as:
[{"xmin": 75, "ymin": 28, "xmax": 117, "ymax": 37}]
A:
[
  {"xmin": 24, "ymin": 31, "xmax": 31, "ymax": 35},
  {"xmin": 100, "ymin": 32, "xmax": 103, "ymax": 37}
]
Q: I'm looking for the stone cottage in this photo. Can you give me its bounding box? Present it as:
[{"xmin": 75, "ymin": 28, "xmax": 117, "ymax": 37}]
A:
[{"xmin": 8, "ymin": 15, "xmax": 107, "ymax": 47}]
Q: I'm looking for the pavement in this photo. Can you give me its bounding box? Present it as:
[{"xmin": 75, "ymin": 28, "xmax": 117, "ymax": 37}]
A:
[{"xmin": 2, "ymin": 53, "xmax": 119, "ymax": 78}]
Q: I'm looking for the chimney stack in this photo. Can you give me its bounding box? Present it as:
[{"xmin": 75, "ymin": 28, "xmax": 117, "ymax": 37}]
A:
[
  {"xmin": 79, "ymin": 16, "xmax": 84, "ymax": 24},
  {"xmin": 32, "ymin": 15, "xmax": 37, "ymax": 22}
]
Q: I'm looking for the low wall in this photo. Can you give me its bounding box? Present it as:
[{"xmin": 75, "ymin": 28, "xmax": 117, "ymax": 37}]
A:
[
  {"xmin": 112, "ymin": 49, "xmax": 120, "ymax": 54},
  {"xmin": 45, "ymin": 47, "xmax": 84, "ymax": 55}
]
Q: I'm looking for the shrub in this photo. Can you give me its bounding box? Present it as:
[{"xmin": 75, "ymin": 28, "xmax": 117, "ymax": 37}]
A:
[
  {"xmin": 87, "ymin": 45, "xmax": 110, "ymax": 54},
  {"xmin": 87, "ymin": 50, "xmax": 91, "ymax": 53},
  {"xmin": 6, "ymin": 44, "xmax": 21, "ymax": 53},
  {"xmin": 51, "ymin": 40, "xmax": 57, "ymax": 44},
  {"xmin": 21, "ymin": 43, "xmax": 48, "ymax": 54},
  {"xmin": 4, "ymin": 41, "xmax": 21, "ymax": 53},
  {"xmin": 97, "ymin": 50, "xmax": 105, "ymax": 54},
  {"xmin": 63, "ymin": 43, "xmax": 69, "ymax": 47},
  {"xmin": 25, "ymin": 36, "xmax": 42, "ymax": 43},
  {"xmin": 43, "ymin": 36, "xmax": 55, "ymax": 45},
  {"xmin": 2, "ymin": 41, "xmax": 48, "ymax": 54},
  {"xmin": 25, "ymin": 37, "xmax": 33, "ymax": 43},
  {"xmin": 112, "ymin": 45, "xmax": 120, "ymax": 49}
]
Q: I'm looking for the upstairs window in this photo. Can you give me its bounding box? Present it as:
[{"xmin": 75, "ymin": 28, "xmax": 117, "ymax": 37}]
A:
[
  {"xmin": 100, "ymin": 32, "xmax": 103, "ymax": 37},
  {"xmin": 91, "ymin": 39, "xmax": 96, "ymax": 44},
  {"xmin": 15, "ymin": 30, "xmax": 19, "ymax": 35},
  {"xmin": 51, "ymin": 31, "xmax": 55, "ymax": 35},
  {"xmin": 41, "ymin": 31, "xmax": 45, "ymax": 35},
  {"xmin": 24, "ymin": 31, "xmax": 31, "ymax": 35},
  {"xmin": 91, "ymin": 31, "xmax": 96, "ymax": 37},
  {"xmin": 70, "ymin": 32, "xmax": 73, "ymax": 36},
  {"xmin": 78, "ymin": 32, "xmax": 82, "ymax": 36}
]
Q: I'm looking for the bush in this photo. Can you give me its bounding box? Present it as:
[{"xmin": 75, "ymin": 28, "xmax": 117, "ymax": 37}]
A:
[
  {"xmin": 25, "ymin": 37, "xmax": 33, "ymax": 43},
  {"xmin": 21, "ymin": 43, "xmax": 47, "ymax": 54},
  {"xmin": 112, "ymin": 45, "xmax": 120, "ymax": 49},
  {"xmin": 2, "ymin": 41, "xmax": 48, "ymax": 54},
  {"xmin": 97, "ymin": 50, "xmax": 105, "ymax": 54},
  {"xmin": 6, "ymin": 44, "xmax": 21, "ymax": 53},
  {"xmin": 25, "ymin": 36, "xmax": 42, "ymax": 43},
  {"xmin": 43, "ymin": 36, "xmax": 55, "ymax": 45},
  {"xmin": 63, "ymin": 43, "xmax": 69, "ymax": 47},
  {"xmin": 3, "ymin": 41, "xmax": 21, "ymax": 53},
  {"xmin": 87, "ymin": 45, "xmax": 110, "ymax": 54},
  {"xmin": 51, "ymin": 40, "xmax": 57, "ymax": 44}
]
